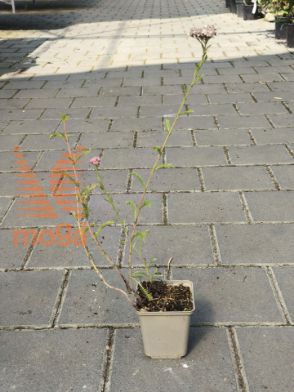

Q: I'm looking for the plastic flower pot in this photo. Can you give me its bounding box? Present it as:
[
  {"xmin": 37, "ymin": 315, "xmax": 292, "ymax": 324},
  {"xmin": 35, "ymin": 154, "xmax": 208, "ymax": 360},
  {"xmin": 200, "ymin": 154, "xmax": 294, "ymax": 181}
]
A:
[
  {"xmin": 225, "ymin": 0, "xmax": 230, "ymax": 8},
  {"xmin": 275, "ymin": 16, "xmax": 291, "ymax": 39},
  {"xmin": 229, "ymin": 0, "xmax": 237, "ymax": 13},
  {"xmin": 137, "ymin": 280, "xmax": 195, "ymax": 359},
  {"xmin": 243, "ymin": 4, "xmax": 256, "ymax": 20},
  {"xmin": 236, "ymin": 0, "xmax": 243, "ymax": 17},
  {"xmin": 287, "ymin": 23, "xmax": 294, "ymax": 47}
]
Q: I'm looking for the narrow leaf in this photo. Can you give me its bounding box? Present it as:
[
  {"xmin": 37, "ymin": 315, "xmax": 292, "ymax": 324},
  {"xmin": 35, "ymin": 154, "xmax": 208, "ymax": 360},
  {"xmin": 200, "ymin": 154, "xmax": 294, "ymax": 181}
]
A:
[
  {"xmin": 131, "ymin": 171, "xmax": 146, "ymax": 189},
  {"xmin": 156, "ymin": 163, "xmax": 174, "ymax": 170}
]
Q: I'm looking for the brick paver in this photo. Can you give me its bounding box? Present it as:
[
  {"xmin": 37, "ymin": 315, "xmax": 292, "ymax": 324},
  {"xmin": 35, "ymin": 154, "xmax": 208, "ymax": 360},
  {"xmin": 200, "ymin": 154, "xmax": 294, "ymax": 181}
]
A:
[{"xmin": 0, "ymin": 0, "xmax": 294, "ymax": 390}]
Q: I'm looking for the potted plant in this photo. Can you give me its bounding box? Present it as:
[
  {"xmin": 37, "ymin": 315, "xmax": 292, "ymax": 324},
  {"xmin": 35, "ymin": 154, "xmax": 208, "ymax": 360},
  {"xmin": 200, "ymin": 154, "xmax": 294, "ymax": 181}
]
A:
[
  {"xmin": 287, "ymin": 18, "xmax": 294, "ymax": 46},
  {"xmin": 241, "ymin": 0, "xmax": 259, "ymax": 19},
  {"xmin": 265, "ymin": 0, "xmax": 294, "ymax": 38},
  {"xmin": 51, "ymin": 26, "xmax": 216, "ymax": 359}
]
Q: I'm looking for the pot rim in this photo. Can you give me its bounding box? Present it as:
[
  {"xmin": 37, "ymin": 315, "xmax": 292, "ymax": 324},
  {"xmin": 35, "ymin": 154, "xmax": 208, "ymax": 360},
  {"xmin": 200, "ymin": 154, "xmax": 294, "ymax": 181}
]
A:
[{"xmin": 137, "ymin": 280, "xmax": 195, "ymax": 316}]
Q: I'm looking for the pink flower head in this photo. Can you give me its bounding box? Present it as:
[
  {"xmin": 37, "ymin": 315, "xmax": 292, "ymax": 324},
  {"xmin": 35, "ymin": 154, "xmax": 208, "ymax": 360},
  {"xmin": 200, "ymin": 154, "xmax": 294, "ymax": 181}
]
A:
[
  {"xmin": 190, "ymin": 25, "xmax": 216, "ymax": 43},
  {"xmin": 90, "ymin": 156, "xmax": 101, "ymax": 166}
]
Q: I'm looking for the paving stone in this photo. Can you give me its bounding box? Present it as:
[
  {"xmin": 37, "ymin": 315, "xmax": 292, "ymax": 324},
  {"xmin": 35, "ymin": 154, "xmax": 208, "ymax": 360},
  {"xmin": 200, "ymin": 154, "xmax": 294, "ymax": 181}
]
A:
[
  {"xmin": 91, "ymin": 106, "xmax": 138, "ymax": 119},
  {"xmin": 101, "ymin": 148, "xmax": 157, "ymax": 169},
  {"xmin": 166, "ymin": 147, "xmax": 226, "ymax": 167},
  {"xmin": 229, "ymin": 145, "xmax": 293, "ymax": 164},
  {"xmin": 252, "ymin": 91, "xmax": 294, "ymax": 102},
  {"xmin": 203, "ymin": 166, "xmax": 274, "ymax": 191},
  {"xmin": 56, "ymin": 119, "xmax": 110, "ymax": 133},
  {"xmin": 136, "ymin": 130, "xmax": 193, "ymax": 147},
  {"xmin": 0, "ymin": 229, "xmax": 32, "ymax": 268},
  {"xmin": 25, "ymin": 98, "xmax": 73, "ymax": 109},
  {"xmin": 0, "ymin": 270, "xmax": 63, "ymax": 326},
  {"xmin": 217, "ymin": 223, "xmax": 294, "ymax": 264},
  {"xmin": 245, "ymin": 191, "xmax": 294, "ymax": 222},
  {"xmin": 79, "ymin": 132, "xmax": 134, "ymax": 148},
  {"xmin": 0, "ymin": 197, "xmax": 12, "ymax": 221},
  {"xmin": 0, "ymin": 109, "xmax": 43, "ymax": 121},
  {"xmin": 217, "ymin": 114, "xmax": 270, "ymax": 129},
  {"xmin": 173, "ymin": 267, "xmax": 283, "ymax": 323},
  {"xmin": 0, "ymin": 98, "xmax": 30, "ymax": 109},
  {"xmin": 59, "ymin": 269, "xmax": 137, "ymax": 325},
  {"xmin": 188, "ymin": 103, "xmax": 236, "ymax": 116},
  {"xmin": 273, "ymin": 266, "xmax": 294, "ymax": 320},
  {"xmin": 225, "ymin": 82, "xmax": 270, "ymax": 93},
  {"xmin": 130, "ymin": 168, "xmax": 200, "ymax": 192},
  {"xmin": 0, "ymin": 134, "xmax": 24, "ymax": 150},
  {"xmin": 0, "ymin": 150, "xmax": 40, "ymax": 172},
  {"xmin": 57, "ymin": 87, "xmax": 100, "ymax": 97},
  {"xmin": 123, "ymin": 225, "xmax": 213, "ymax": 266},
  {"xmin": 88, "ymin": 193, "xmax": 163, "ymax": 224},
  {"xmin": 271, "ymin": 165, "xmax": 294, "ymax": 189},
  {"xmin": 15, "ymin": 88, "xmax": 59, "ymax": 98},
  {"xmin": 168, "ymin": 193, "xmax": 245, "ymax": 223},
  {"xmin": 0, "ymin": 329, "xmax": 107, "ymax": 392},
  {"xmin": 267, "ymin": 114, "xmax": 294, "ymax": 128},
  {"xmin": 28, "ymin": 226, "xmax": 121, "ymax": 268},
  {"xmin": 2, "ymin": 119, "xmax": 60, "ymax": 134},
  {"xmin": 251, "ymin": 128, "xmax": 294, "ymax": 144},
  {"xmin": 174, "ymin": 115, "xmax": 216, "ymax": 130},
  {"xmin": 111, "ymin": 117, "xmax": 162, "ymax": 132},
  {"xmin": 237, "ymin": 102, "xmax": 288, "ymax": 115},
  {"xmin": 71, "ymin": 96, "xmax": 117, "ymax": 108},
  {"xmin": 195, "ymin": 129, "xmax": 251, "ymax": 146},
  {"xmin": 110, "ymin": 328, "xmax": 238, "ymax": 392},
  {"xmin": 41, "ymin": 108, "xmax": 91, "ymax": 120},
  {"xmin": 208, "ymin": 93, "xmax": 254, "ymax": 104},
  {"xmin": 237, "ymin": 327, "xmax": 294, "ymax": 392}
]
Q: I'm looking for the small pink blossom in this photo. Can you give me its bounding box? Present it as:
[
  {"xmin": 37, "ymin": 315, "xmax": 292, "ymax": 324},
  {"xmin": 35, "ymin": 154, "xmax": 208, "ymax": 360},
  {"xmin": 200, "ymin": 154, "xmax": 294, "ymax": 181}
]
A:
[
  {"xmin": 190, "ymin": 25, "xmax": 217, "ymax": 42},
  {"xmin": 90, "ymin": 156, "xmax": 101, "ymax": 166}
]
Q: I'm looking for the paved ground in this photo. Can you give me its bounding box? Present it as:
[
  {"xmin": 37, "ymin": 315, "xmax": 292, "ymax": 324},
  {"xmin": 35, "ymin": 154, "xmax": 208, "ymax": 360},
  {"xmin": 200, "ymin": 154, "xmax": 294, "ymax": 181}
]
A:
[{"xmin": 1, "ymin": 0, "xmax": 294, "ymax": 390}]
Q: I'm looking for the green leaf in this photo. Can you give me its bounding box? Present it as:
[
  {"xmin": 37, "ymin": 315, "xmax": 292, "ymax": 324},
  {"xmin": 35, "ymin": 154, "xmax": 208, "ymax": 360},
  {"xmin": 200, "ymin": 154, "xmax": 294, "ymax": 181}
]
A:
[
  {"xmin": 164, "ymin": 118, "xmax": 171, "ymax": 133},
  {"xmin": 126, "ymin": 200, "xmax": 138, "ymax": 220},
  {"xmin": 94, "ymin": 220, "xmax": 115, "ymax": 238},
  {"xmin": 50, "ymin": 131, "xmax": 65, "ymax": 140},
  {"xmin": 131, "ymin": 271, "xmax": 147, "ymax": 280},
  {"xmin": 156, "ymin": 163, "xmax": 174, "ymax": 170},
  {"xmin": 131, "ymin": 171, "xmax": 146, "ymax": 189},
  {"xmin": 61, "ymin": 114, "xmax": 70, "ymax": 123},
  {"xmin": 152, "ymin": 145, "xmax": 162, "ymax": 155},
  {"xmin": 142, "ymin": 199, "xmax": 152, "ymax": 208},
  {"xmin": 179, "ymin": 108, "xmax": 193, "ymax": 116}
]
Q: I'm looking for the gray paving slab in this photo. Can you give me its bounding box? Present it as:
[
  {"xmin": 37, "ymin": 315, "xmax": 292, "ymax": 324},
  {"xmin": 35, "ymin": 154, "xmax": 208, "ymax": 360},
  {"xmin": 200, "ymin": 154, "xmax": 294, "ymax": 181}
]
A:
[
  {"xmin": 0, "ymin": 329, "xmax": 107, "ymax": 392},
  {"xmin": 273, "ymin": 266, "xmax": 294, "ymax": 321},
  {"xmin": 59, "ymin": 269, "xmax": 137, "ymax": 325},
  {"xmin": 0, "ymin": 229, "xmax": 31, "ymax": 268},
  {"xmin": 110, "ymin": 328, "xmax": 238, "ymax": 392},
  {"xmin": 228, "ymin": 145, "xmax": 293, "ymax": 165},
  {"xmin": 237, "ymin": 327, "xmax": 294, "ymax": 392},
  {"xmin": 202, "ymin": 166, "xmax": 274, "ymax": 191},
  {"xmin": 173, "ymin": 267, "xmax": 283, "ymax": 323},
  {"xmin": 271, "ymin": 165, "xmax": 294, "ymax": 189},
  {"xmin": 194, "ymin": 129, "xmax": 251, "ymax": 146},
  {"xmin": 166, "ymin": 146, "xmax": 226, "ymax": 167},
  {"xmin": 216, "ymin": 224, "xmax": 294, "ymax": 264},
  {"xmin": 168, "ymin": 193, "xmax": 245, "ymax": 223},
  {"xmin": 130, "ymin": 168, "xmax": 200, "ymax": 192},
  {"xmin": 245, "ymin": 191, "xmax": 294, "ymax": 222},
  {"xmin": 27, "ymin": 226, "xmax": 122, "ymax": 268},
  {"xmin": 0, "ymin": 270, "xmax": 63, "ymax": 326}
]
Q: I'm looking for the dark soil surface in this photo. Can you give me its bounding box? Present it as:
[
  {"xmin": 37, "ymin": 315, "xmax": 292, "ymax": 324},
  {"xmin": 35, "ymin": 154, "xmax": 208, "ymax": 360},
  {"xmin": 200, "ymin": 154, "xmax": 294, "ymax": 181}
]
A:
[{"xmin": 135, "ymin": 281, "xmax": 193, "ymax": 312}]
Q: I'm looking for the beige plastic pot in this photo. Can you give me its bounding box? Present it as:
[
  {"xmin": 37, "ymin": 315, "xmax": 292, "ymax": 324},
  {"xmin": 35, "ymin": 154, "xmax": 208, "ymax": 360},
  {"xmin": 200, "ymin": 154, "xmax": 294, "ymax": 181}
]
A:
[{"xmin": 137, "ymin": 280, "xmax": 195, "ymax": 359}]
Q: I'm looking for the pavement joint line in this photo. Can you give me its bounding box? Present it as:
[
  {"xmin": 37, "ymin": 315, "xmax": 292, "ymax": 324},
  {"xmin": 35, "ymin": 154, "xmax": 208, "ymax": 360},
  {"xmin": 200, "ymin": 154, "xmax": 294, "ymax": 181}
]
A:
[
  {"xmin": 101, "ymin": 328, "xmax": 115, "ymax": 392},
  {"xmin": 265, "ymin": 165, "xmax": 281, "ymax": 191},
  {"xmin": 284, "ymin": 143, "xmax": 294, "ymax": 159},
  {"xmin": 50, "ymin": 269, "xmax": 70, "ymax": 328},
  {"xmin": 265, "ymin": 266, "xmax": 293, "ymax": 325},
  {"xmin": 223, "ymin": 146, "xmax": 231, "ymax": 164},
  {"xmin": 264, "ymin": 114, "xmax": 275, "ymax": 129},
  {"xmin": 247, "ymin": 129, "xmax": 256, "ymax": 146},
  {"xmin": 208, "ymin": 224, "xmax": 221, "ymax": 266},
  {"xmin": 227, "ymin": 327, "xmax": 250, "ymax": 392},
  {"xmin": 162, "ymin": 192, "xmax": 168, "ymax": 225},
  {"xmin": 0, "ymin": 197, "xmax": 15, "ymax": 226},
  {"xmin": 238, "ymin": 191, "xmax": 254, "ymax": 224},
  {"xmin": 196, "ymin": 167, "xmax": 206, "ymax": 192},
  {"xmin": 190, "ymin": 129, "xmax": 196, "ymax": 146},
  {"xmin": 126, "ymin": 169, "xmax": 133, "ymax": 193},
  {"xmin": 20, "ymin": 228, "xmax": 40, "ymax": 270}
]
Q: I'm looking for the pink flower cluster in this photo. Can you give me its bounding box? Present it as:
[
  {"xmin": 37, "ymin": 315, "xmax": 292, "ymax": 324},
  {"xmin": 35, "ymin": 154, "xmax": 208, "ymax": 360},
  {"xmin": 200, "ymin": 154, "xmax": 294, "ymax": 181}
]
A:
[
  {"xmin": 90, "ymin": 156, "xmax": 101, "ymax": 166},
  {"xmin": 190, "ymin": 25, "xmax": 217, "ymax": 41}
]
